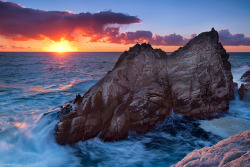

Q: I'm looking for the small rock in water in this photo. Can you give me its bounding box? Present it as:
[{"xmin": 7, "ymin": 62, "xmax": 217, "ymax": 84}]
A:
[
  {"xmin": 240, "ymin": 70, "xmax": 250, "ymax": 82},
  {"xmin": 239, "ymin": 83, "xmax": 250, "ymax": 100},
  {"xmin": 239, "ymin": 70, "xmax": 250, "ymax": 101}
]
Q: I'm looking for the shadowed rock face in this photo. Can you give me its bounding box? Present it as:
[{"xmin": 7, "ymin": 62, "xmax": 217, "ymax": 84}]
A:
[
  {"xmin": 172, "ymin": 130, "xmax": 250, "ymax": 167},
  {"xmin": 55, "ymin": 29, "xmax": 234, "ymax": 145},
  {"xmin": 167, "ymin": 28, "xmax": 234, "ymax": 118}
]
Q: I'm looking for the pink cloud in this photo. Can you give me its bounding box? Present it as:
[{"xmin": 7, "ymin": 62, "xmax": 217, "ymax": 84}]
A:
[{"xmin": 218, "ymin": 29, "xmax": 250, "ymax": 46}]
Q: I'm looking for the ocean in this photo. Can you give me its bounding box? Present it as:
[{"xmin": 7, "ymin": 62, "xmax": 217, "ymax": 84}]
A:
[{"xmin": 0, "ymin": 52, "xmax": 249, "ymax": 167}]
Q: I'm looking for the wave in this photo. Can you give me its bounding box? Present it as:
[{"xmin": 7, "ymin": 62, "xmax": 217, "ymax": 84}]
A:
[
  {"xmin": 75, "ymin": 114, "xmax": 221, "ymax": 166},
  {"xmin": 0, "ymin": 112, "xmax": 80, "ymax": 167},
  {"xmin": 0, "ymin": 111, "xmax": 222, "ymax": 167},
  {"xmin": 233, "ymin": 65, "xmax": 250, "ymax": 72}
]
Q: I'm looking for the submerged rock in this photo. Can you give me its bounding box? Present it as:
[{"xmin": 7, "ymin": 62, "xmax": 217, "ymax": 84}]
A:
[
  {"xmin": 172, "ymin": 130, "xmax": 250, "ymax": 167},
  {"xmin": 55, "ymin": 29, "xmax": 234, "ymax": 145}
]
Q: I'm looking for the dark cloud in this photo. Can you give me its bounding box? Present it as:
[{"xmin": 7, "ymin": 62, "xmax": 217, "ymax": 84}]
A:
[
  {"xmin": 98, "ymin": 27, "xmax": 188, "ymax": 46},
  {"xmin": 218, "ymin": 29, "xmax": 250, "ymax": 46},
  {"xmin": 150, "ymin": 33, "xmax": 189, "ymax": 46},
  {"xmin": 99, "ymin": 27, "xmax": 153, "ymax": 44},
  {"xmin": 0, "ymin": 1, "xmax": 140, "ymax": 41}
]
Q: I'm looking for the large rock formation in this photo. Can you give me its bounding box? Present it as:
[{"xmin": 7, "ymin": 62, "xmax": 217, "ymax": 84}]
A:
[
  {"xmin": 172, "ymin": 130, "xmax": 250, "ymax": 167},
  {"xmin": 55, "ymin": 44, "xmax": 172, "ymax": 144},
  {"xmin": 55, "ymin": 28, "xmax": 234, "ymax": 145}
]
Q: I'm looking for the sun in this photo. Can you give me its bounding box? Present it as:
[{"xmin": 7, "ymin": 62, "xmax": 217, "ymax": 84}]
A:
[{"xmin": 46, "ymin": 38, "xmax": 78, "ymax": 53}]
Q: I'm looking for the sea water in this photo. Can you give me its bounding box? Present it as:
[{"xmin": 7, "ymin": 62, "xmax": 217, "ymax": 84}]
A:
[{"xmin": 0, "ymin": 52, "xmax": 249, "ymax": 167}]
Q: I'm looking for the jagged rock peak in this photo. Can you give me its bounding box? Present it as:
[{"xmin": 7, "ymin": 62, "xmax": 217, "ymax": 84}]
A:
[
  {"xmin": 171, "ymin": 28, "xmax": 219, "ymax": 57},
  {"xmin": 126, "ymin": 43, "xmax": 166, "ymax": 56},
  {"xmin": 129, "ymin": 43, "xmax": 153, "ymax": 52},
  {"xmin": 114, "ymin": 43, "xmax": 167, "ymax": 69}
]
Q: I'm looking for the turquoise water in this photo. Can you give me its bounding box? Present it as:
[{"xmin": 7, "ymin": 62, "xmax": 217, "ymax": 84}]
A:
[{"xmin": 0, "ymin": 52, "xmax": 249, "ymax": 167}]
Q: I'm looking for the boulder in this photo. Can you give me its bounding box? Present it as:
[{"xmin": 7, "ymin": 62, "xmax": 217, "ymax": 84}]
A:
[
  {"xmin": 55, "ymin": 29, "xmax": 234, "ymax": 145},
  {"xmin": 239, "ymin": 83, "xmax": 250, "ymax": 100},
  {"xmin": 171, "ymin": 130, "xmax": 250, "ymax": 167},
  {"xmin": 239, "ymin": 70, "xmax": 250, "ymax": 100}
]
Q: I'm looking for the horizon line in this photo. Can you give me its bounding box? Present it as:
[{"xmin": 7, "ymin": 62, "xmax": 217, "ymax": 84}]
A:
[{"xmin": 1, "ymin": 51, "xmax": 250, "ymax": 53}]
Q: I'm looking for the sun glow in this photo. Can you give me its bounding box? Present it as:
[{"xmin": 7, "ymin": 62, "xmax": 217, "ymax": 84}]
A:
[{"xmin": 46, "ymin": 38, "xmax": 78, "ymax": 52}]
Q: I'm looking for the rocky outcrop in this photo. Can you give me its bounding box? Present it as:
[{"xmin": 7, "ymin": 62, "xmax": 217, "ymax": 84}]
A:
[
  {"xmin": 172, "ymin": 130, "xmax": 250, "ymax": 167},
  {"xmin": 55, "ymin": 28, "xmax": 234, "ymax": 145},
  {"xmin": 239, "ymin": 70, "xmax": 250, "ymax": 100},
  {"xmin": 55, "ymin": 43, "xmax": 172, "ymax": 144},
  {"xmin": 241, "ymin": 70, "xmax": 250, "ymax": 82}
]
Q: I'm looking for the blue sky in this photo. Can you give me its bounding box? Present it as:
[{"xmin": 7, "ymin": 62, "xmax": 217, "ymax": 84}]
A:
[{"xmin": 7, "ymin": 0, "xmax": 250, "ymax": 37}]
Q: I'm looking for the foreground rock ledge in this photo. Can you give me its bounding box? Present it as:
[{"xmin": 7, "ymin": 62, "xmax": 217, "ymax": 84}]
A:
[
  {"xmin": 172, "ymin": 130, "xmax": 250, "ymax": 167},
  {"xmin": 55, "ymin": 29, "xmax": 234, "ymax": 145}
]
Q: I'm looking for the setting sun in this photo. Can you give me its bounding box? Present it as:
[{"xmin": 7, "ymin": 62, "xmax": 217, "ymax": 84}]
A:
[{"xmin": 46, "ymin": 38, "xmax": 78, "ymax": 52}]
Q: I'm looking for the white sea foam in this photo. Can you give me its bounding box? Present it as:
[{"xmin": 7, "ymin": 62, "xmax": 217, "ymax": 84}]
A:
[
  {"xmin": 200, "ymin": 116, "xmax": 250, "ymax": 138},
  {"xmin": 0, "ymin": 116, "xmax": 80, "ymax": 167}
]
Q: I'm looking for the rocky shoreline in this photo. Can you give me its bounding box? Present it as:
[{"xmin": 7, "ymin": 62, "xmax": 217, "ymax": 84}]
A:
[
  {"xmin": 54, "ymin": 28, "xmax": 235, "ymax": 145},
  {"xmin": 172, "ymin": 130, "xmax": 250, "ymax": 167}
]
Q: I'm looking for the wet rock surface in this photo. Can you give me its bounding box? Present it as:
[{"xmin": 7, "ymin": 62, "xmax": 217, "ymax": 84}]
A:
[
  {"xmin": 172, "ymin": 130, "xmax": 250, "ymax": 167},
  {"xmin": 43, "ymin": 103, "xmax": 73, "ymax": 120},
  {"xmin": 55, "ymin": 29, "xmax": 234, "ymax": 145}
]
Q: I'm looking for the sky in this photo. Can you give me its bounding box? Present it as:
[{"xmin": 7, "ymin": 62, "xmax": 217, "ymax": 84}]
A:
[{"xmin": 0, "ymin": 0, "xmax": 250, "ymax": 52}]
